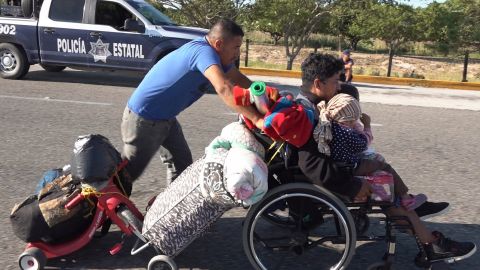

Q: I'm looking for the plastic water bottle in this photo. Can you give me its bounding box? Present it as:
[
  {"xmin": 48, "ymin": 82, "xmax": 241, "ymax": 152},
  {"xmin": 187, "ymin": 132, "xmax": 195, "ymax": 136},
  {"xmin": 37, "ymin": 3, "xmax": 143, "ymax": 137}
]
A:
[{"xmin": 249, "ymin": 81, "xmax": 271, "ymax": 115}]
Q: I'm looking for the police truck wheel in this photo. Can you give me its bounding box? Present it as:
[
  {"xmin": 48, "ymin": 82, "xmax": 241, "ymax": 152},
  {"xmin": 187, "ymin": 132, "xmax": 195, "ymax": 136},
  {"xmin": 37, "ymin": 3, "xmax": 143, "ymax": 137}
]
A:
[
  {"xmin": 40, "ymin": 64, "xmax": 66, "ymax": 72},
  {"xmin": 18, "ymin": 247, "xmax": 47, "ymax": 270},
  {"xmin": 0, "ymin": 43, "xmax": 30, "ymax": 79}
]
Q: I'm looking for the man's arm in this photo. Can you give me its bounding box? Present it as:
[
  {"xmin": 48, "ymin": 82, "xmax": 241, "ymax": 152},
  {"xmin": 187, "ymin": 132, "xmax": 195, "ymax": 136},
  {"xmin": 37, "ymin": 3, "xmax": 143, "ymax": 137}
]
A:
[
  {"xmin": 225, "ymin": 66, "xmax": 252, "ymax": 88},
  {"xmin": 344, "ymin": 62, "xmax": 353, "ymax": 70},
  {"xmin": 204, "ymin": 64, "xmax": 263, "ymax": 128}
]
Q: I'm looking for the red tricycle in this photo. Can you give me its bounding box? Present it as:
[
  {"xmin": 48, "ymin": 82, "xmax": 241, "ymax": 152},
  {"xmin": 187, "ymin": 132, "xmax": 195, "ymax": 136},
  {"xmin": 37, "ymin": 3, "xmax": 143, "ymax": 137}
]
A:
[{"xmin": 18, "ymin": 160, "xmax": 145, "ymax": 270}]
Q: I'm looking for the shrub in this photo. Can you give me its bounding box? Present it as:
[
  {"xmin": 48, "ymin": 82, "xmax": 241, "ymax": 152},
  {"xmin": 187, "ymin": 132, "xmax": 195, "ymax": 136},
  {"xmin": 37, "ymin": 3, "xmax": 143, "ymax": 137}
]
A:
[
  {"xmin": 370, "ymin": 70, "xmax": 381, "ymax": 76},
  {"xmin": 355, "ymin": 67, "xmax": 365, "ymax": 75},
  {"xmin": 402, "ymin": 70, "xmax": 425, "ymax": 79}
]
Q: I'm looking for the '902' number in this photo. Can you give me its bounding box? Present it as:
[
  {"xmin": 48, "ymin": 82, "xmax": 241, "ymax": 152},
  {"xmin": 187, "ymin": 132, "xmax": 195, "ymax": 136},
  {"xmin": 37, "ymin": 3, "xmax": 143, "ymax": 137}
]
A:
[{"xmin": 0, "ymin": 24, "xmax": 16, "ymax": 35}]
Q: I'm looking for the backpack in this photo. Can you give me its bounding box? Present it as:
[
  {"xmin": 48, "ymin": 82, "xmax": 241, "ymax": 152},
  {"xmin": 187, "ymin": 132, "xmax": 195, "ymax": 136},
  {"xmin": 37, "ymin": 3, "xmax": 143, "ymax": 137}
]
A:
[{"xmin": 10, "ymin": 174, "xmax": 95, "ymax": 243}]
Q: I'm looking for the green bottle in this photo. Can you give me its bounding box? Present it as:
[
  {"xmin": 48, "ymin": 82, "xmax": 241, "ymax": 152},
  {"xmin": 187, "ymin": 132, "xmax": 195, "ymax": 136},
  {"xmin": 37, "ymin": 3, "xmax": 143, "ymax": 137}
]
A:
[{"xmin": 249, "ymin": 81, "xmax": 270, "ymax": 114}]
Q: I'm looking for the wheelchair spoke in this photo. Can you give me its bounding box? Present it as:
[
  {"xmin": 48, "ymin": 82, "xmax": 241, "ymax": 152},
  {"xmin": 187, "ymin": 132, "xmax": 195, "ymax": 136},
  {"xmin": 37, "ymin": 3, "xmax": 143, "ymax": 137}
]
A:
[
  {"xmin": 243, "ymin": 184, "xmax": 357, "ymax": 270},
  {"xmin": 253, "ymin": 231, "xmax": 293, "ymax": 251}
]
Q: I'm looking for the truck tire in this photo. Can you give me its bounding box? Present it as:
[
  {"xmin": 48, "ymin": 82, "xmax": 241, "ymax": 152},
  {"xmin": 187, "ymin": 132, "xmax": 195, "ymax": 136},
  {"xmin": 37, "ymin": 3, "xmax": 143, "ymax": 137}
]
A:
[
  {"xmin": 21, "ymin": 0, "xmax": 33, "ymax": 18},
  {"xmin": 0, "ymin": 43, "xmax": 30, "ymax": 79},
  {"xmin": 40, "ymin": 64, "xmax": 66, "ymax": 72}
]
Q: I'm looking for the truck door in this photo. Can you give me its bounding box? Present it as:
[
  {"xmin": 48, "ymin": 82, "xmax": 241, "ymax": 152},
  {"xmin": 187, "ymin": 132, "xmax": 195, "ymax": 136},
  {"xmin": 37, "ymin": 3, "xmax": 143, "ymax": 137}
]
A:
[
  {"xmin": 37, "ymin": 0, "xmax": 90, "ymax": 66},
  {"xmin": 84, "ymin": 0, "xmax": 153, "ymax": 70}
]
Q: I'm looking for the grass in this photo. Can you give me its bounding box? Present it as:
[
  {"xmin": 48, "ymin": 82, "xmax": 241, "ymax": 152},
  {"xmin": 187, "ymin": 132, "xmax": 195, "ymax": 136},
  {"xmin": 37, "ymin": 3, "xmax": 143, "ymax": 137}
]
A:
[
  {"xmin": 241, "ymin": 60, "xmax": 301, "ymax": 71},
  {"xmin": 242, "ymin": 31, "xmax": 480, "ymax": 82}
]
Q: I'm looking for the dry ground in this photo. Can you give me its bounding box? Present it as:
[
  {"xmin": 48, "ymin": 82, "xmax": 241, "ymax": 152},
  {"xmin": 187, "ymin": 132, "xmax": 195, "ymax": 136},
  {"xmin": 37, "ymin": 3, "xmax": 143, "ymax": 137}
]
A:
[{"xmin": 240, "ymin": 44, "xmax": 480, "ymax": 82}]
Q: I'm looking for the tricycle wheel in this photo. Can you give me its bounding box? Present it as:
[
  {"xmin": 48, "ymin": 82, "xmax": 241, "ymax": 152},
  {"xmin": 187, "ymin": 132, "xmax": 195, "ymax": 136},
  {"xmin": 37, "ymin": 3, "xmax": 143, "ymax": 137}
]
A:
[
  {"xmin": 18, "ymin": 247, "xmax": 46, "ymax": 270},
  {"xmin": 148, "ymin": 255, "xmax": 177, "ymax": 270}
]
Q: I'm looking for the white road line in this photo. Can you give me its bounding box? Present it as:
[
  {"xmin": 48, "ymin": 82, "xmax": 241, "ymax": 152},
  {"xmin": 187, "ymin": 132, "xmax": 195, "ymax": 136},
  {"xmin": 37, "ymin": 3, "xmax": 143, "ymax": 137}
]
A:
[{"xmin": 0, "ymin": 95, "xmax": 112, "ymax": 106}]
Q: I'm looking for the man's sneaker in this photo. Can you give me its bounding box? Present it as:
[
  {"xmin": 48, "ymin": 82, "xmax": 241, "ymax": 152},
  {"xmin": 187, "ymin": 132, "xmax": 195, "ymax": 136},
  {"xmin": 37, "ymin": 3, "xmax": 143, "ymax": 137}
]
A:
[
  {"xmin": 415, "ymin": 201, "xmax": 450, "ymax": 220},
  {"xmin": 424, "ymin": 231, "xmax": 477, "ymax": 263}
]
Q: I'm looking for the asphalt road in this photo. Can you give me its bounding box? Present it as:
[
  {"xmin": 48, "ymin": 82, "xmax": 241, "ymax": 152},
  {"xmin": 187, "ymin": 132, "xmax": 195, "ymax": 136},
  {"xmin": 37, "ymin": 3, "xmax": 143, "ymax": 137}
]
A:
[{"xmin": 0, "ymin": 66, "xmax": 479, "ymax": 270}]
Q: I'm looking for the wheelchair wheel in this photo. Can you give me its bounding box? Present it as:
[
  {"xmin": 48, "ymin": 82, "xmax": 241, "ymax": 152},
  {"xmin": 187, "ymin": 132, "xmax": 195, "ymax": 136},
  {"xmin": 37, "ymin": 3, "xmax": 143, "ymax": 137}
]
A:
[{"xmin": 243, "ymin": 183, "xmax": 356, "ymax": 270}]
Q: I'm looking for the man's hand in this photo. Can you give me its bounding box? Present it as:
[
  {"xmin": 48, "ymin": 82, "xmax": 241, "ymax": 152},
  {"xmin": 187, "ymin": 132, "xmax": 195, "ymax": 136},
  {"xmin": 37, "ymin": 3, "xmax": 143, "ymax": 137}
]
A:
[
  {"xmin": 354, "ymin": 180, "xmax": 373, "ymax": 202},
  {"xmin": 360, "ymin": 113, "xmax": 371, "ymax": 128},
  {"xmin": 255, "ymin": 117, "xmax": 264, "ymax": 130},
  {"xmin": 266, "ymin": 86, "xmax": 280, "ymax": 102}
]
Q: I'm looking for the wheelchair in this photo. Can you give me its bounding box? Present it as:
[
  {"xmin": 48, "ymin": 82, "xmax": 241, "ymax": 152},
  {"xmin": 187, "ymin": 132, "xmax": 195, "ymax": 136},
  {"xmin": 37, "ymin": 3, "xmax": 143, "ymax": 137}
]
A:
[{"xmin": 242, "ymin": 132, "xmax": 438, "ymax": 270}]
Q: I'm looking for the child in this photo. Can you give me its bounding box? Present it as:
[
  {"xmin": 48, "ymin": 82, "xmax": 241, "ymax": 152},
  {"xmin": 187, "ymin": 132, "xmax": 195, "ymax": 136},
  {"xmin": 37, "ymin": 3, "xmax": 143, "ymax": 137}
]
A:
[{"xmin": 313, "ymin": 93, "xmax": 426, "ymax": 209}]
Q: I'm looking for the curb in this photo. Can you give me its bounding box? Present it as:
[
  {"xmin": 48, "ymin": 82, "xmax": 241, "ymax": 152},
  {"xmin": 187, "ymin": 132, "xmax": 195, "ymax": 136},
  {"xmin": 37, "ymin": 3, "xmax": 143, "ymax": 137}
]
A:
[{"xmin": 240, "ymin": 67, "xmax": 480, "ymax": 91}]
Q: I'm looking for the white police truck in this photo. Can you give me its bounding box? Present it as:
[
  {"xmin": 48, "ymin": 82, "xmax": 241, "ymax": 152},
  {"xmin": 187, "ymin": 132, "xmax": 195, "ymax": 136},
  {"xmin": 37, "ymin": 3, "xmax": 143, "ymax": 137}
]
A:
[{"xmin": 0, "ymin": 0, "xmax": 207, "ymax": 79}]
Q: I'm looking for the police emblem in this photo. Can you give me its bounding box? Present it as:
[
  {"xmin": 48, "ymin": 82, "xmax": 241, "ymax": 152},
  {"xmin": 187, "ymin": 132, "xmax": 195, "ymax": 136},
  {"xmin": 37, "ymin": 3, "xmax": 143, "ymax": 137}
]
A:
[{"xmin": 88, "ymin": 38, "xmax": 112, "ymax": 63}]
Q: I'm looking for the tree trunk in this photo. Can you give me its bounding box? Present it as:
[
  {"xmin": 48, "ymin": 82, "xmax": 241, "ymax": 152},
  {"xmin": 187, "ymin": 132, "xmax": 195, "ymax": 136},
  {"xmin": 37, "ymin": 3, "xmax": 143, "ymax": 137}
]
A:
[
  {"xmin": 286, "ymin": 57, "xmax": 294, "ymax": 70},
  {"xmin": 338, "ymin": 35, "xmax": 342, "ymax": 54},
  {"xmin": 387, "ymin": 46, "xmax": 394, "ymax": 77},
  {"xmin": 462, "ymin": 51, "xmax": 469, "ymax": 82},
  {"xmin": 244, "ymin": 39, "xmax": 249, "ymax": 67},
  {"xmin": 350, "ymin": 38, "xmax": 360, "ymax": 51}
]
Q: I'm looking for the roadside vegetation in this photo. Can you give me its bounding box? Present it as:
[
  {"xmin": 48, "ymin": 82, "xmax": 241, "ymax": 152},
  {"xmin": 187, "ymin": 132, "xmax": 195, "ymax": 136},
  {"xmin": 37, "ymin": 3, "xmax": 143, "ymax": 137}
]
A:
[{"xmin": 149, "ymin": 0, "xmax": 480, "ymax": 82}]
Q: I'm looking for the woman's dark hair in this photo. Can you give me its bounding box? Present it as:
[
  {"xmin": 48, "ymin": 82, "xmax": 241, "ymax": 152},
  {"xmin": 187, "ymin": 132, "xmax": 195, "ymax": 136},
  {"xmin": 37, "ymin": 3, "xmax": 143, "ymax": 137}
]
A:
[
  {"xmin": 301, "ymin": 53, "xmax": 344, "ymax": 92},
  {"xmin": 338, "ymin": 83, "xmax": 360, "ymax": 101}
]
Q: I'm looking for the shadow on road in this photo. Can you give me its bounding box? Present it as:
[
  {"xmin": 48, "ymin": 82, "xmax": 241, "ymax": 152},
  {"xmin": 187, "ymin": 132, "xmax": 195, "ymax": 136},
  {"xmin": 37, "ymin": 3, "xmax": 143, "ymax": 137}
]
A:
[
  {"xmin": 43, "ymin": 216, "xmax": 479, "ymax": 270},
  {"xmin": 23, "ymin": 69, "xmax": 144, "ymax": 88}
]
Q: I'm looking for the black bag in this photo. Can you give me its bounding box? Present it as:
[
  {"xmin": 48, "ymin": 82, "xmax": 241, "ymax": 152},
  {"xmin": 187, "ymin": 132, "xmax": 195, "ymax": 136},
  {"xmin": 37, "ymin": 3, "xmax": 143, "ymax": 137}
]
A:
[
  {"xmin": 71, "ymin": 134, "xmax": 121, "ymax": 187},
  {"xmin": 10, "ymin": 174, "xmax": 94, "ymax": 243}
]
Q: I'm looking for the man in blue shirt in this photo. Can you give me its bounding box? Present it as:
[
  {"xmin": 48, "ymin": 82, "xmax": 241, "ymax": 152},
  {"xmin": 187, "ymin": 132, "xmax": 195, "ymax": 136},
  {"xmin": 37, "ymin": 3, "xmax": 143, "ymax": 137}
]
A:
[{"xmin": 121, "ymin": 19, "xmax": 262, "ymax": 183}]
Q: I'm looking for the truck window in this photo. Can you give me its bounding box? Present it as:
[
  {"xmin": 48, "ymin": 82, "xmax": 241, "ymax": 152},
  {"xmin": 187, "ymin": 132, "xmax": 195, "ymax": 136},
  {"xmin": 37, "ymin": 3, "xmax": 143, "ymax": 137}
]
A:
[
  {"xmin": 49, "ymin": 0, "xmax": 85, "ymax": 23},
  {"xmin": 95, "ymin": 1, "xmax": 137, "ymax": 30},
  {"xmin": 126, "ymin": 0, "xmax": 175, "ymax": 26}
]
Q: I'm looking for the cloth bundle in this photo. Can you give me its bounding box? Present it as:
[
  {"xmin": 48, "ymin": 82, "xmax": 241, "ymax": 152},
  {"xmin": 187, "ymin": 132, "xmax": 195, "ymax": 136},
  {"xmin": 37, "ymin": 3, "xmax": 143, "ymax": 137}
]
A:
[
  {"xmin": 204, "ymin": 121, "xmax": 268, "ymax": 206},
  {"xmin": 233, "ymin": 85, "xmax": 314, "ymax": 148}
]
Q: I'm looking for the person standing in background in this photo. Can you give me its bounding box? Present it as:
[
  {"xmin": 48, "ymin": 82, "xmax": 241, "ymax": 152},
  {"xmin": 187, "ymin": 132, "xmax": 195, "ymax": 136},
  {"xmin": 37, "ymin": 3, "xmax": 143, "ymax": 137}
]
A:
[{"xmin": 340, "ymin": 49, "xmax": 354, "ymax": 84}]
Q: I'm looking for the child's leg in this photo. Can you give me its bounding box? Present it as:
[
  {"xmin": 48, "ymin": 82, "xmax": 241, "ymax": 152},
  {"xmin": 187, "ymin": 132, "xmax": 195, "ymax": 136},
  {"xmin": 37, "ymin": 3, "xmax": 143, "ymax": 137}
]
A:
[
  {"xmin": 354, "ymin": 158, "xmax": 384, "ymax": 175},
  {"xmin": 382, "ymin": 163, "xmax": 409, "ymax": 196},
  {"xmin": 386, "ymin": 206, "xmax": 476, "ymax": 262},
  {"xmin": 385, "ymin": 206, "xmax": 435, "ymax": 243},
  {"xmin": 355, "ymin": 159, "xmax": 409, "ymax": 196}
]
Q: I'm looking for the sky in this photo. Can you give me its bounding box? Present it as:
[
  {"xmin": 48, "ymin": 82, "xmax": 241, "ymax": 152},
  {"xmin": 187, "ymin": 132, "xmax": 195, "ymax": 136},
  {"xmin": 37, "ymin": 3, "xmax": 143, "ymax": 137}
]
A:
[{"xmin": 398, "ymin": 0, "xmax": 447, "ymax": 7}]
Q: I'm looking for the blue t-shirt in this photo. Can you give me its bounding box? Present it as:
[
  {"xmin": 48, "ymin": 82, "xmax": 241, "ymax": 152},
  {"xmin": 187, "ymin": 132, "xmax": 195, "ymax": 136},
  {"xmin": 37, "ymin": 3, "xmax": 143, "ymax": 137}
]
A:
[{"xmin": 127, "ymin": 37, "xmax": 232, "ymax": 120}]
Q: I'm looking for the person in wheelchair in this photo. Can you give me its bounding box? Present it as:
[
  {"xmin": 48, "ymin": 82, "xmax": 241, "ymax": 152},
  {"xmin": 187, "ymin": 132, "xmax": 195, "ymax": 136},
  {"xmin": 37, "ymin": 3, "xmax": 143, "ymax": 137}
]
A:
[
  {"xmin": 294, "ymin": 53, "xmax": 476, "ymax": 263},
  {"xmin": 313, "ymin": 92, "xmax": 427, "ymax": 210}
]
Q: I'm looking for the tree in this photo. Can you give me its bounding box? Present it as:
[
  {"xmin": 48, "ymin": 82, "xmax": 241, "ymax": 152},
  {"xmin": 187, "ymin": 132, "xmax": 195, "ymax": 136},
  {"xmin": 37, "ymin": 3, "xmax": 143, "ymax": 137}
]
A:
[
  {"xmin": 419, "ymin": 0, "xmax": 480, "ymax": 81},
  {"xmin": 154, "ymin": 0, "xmax": 250, "ymax": 28},
  {"xmin": 443, "ymin": 0, "xmax": 480, "ymax": 82},
  {"xmin": 327, "ymin": 0, "xmax": 377, "ymax": 50},
  {"xmin": 364, "ymin": 3, "xmax": 419, "ymax": 77},
  {"xmin": 251, "ymin": 0, "xmax": 332, "ymax": 70},
  {"xmin": 417, "ymin": 2, "xmax": 459, "ymax": 56}
]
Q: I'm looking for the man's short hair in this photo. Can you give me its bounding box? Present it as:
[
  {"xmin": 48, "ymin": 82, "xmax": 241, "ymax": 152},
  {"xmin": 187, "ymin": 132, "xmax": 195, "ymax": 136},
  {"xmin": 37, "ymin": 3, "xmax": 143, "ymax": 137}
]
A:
[
  {"xmin": 301, "ymin": 53, "xmax": 344, "ymax": 91},
  {"xmin": 208, "ymin": 19, "xmax": 244, "ymax": 40}
]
